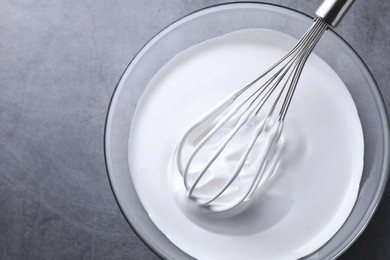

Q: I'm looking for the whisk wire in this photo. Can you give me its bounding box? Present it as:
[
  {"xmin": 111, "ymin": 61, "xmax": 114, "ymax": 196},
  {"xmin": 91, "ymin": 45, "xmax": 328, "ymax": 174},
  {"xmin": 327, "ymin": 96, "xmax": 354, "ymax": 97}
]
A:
[{"xmin": 280, "ymin": 19, "xmax": 327, "ymax": 119}]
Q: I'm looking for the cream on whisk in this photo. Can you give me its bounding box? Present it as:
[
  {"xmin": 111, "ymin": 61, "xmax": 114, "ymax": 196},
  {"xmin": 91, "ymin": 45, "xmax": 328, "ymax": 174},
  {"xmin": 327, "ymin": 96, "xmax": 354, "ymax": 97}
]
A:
[
  {"xmin": 129, "ymin": 29, "xmax": 364, "ymax": 259},
  {"xmin": 176, "ymin": 110, "xmax": 284, "ymax": 213}
]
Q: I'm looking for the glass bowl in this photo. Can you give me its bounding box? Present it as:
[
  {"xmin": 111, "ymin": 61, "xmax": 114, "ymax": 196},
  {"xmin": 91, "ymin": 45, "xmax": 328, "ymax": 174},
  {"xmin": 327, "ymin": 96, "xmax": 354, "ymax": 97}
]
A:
[{"xmin": 104, "ymin": 2, "xmax": 389, "ymax": 259}]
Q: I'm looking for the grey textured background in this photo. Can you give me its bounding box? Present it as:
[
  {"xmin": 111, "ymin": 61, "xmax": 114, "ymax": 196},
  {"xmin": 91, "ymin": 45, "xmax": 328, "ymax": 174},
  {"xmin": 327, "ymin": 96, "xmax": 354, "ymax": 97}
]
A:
[{"xmin": 1, "ymin": 0, "xmax": 389, "ymax": 259}]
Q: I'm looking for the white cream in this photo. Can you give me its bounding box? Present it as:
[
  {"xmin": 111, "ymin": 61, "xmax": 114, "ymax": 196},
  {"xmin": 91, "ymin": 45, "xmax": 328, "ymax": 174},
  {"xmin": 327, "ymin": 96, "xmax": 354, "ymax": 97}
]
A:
[{"xmin": 129, "ymin": 29, "xmax": 364, "ymax": 259}]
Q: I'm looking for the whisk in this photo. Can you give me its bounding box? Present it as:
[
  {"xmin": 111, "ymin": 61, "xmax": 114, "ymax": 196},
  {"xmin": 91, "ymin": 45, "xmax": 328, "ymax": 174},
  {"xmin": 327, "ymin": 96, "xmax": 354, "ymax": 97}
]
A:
[{"xmin": 176, "ymin": 0, "xmax": 354, "ymax": 213}]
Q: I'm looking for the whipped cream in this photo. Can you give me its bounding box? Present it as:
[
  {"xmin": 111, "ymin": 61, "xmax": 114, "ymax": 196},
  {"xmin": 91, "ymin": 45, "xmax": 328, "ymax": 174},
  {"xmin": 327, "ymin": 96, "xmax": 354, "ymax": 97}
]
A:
[{"xmin": 129, "ymin": 29, "xmax": 364, "ymax": 259}]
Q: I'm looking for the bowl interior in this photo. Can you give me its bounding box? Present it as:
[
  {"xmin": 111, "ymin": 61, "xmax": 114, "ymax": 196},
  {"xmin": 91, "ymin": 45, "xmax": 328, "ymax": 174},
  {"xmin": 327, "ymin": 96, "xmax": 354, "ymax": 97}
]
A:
[{"xmin": 105, "ymin": 3, "xmax": 389, "ymax": 259}]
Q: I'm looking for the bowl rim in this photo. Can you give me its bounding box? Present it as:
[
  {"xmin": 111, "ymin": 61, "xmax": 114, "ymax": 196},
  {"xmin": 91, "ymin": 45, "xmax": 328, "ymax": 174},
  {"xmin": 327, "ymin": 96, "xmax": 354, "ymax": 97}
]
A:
[{"xmin": 104, "ymin": 2, "xmax": 390, "ymax": 259}]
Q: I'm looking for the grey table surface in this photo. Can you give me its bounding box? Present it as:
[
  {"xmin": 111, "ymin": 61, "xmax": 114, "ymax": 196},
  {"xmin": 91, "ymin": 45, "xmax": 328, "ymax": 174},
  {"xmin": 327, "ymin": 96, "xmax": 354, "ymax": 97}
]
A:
[{"xmin": 1, "ymin": 0, "xmax": 390, "ymax": 259}]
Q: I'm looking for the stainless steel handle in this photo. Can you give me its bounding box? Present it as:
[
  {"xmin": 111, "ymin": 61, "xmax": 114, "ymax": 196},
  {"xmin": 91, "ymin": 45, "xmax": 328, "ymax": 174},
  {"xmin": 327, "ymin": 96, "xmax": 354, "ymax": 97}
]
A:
[{"xmin": 315, "ymin": 0, "xmax": 355, "ymax": 27}]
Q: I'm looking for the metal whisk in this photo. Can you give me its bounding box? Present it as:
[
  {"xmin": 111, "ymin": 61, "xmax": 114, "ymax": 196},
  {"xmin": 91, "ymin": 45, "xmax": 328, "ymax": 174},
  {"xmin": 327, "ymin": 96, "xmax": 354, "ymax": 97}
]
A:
[{"xmin": 176, "ymin": 0, "xmax": 354, "ymax": 213}]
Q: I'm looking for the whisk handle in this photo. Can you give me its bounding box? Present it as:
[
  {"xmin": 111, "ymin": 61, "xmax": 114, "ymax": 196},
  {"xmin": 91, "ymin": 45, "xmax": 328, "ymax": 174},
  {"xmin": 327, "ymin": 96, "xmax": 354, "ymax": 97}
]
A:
[{"xmin": 315, "ymin": 0, "xmax": 354, "ymax": 27}]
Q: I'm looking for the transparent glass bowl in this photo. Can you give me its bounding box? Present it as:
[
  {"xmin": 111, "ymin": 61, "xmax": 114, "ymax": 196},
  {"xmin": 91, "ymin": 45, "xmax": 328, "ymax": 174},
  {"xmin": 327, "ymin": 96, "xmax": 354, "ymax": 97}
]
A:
[{"xmin": 104, "ymin": 3, "xmax": 389, "ymax": 259}]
